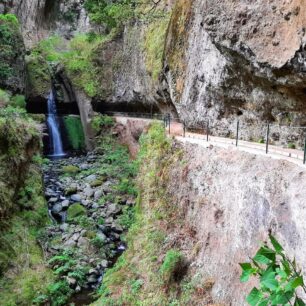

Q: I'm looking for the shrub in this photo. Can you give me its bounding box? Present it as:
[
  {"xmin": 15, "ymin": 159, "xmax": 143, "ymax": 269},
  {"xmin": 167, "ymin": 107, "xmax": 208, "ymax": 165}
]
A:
[
  {"xmin": 91, "ymin": 115, "xmax": 114, "ymax": 132},
  {"xmin": 160, "ymin": 249, "xmax": 185, "ymax": 283},
  {"xmin": 288, "ymin": 143, "xmax": 296, "ymax": 149},
  {"xmin": 10, "ymin": 94, "xmax": 26, "ymax": 109},
  {"xmin": 0, "ymin": 89, "xmax": 11, "ymax": 106},
  {"xmin": 240, "ymin": 235, "xmax": 306, "ymax": 306}
]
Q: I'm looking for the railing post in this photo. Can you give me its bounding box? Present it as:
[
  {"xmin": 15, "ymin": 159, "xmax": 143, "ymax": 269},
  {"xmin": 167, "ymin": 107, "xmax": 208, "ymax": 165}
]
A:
[
  {"xmin": 266, "ymin": 123, "xmax": 270, "ymax": 154},
  {"xmin": 206, "ymin": 120, "xmax": 209, "ymax": 142},
  {"xmin": 303, "ymin": 133, "xmax": 306, "ymax": 164},
  {"xmin": 167, "ymin": 113, "xmax": 171, "ymax": 134},
  {"xmin": 236, "ymin": 120, "xmax": 239, "ymax": 147},
  {"xmin": 183, "ymin": 121, "xmax": 186, "ymax": 137}
]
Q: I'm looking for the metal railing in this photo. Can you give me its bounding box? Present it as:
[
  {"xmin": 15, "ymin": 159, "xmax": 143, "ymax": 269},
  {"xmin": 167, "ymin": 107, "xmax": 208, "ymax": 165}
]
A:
[{"xmin": 106, "ymin": 111, "xmax": 306, "ymax": 165}]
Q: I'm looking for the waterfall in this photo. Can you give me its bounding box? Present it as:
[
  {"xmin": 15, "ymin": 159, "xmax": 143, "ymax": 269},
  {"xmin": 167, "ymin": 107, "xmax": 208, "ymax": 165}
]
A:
[{"xmin": 47, "ymin": 91, "xmax": 65, "ymax": 157}]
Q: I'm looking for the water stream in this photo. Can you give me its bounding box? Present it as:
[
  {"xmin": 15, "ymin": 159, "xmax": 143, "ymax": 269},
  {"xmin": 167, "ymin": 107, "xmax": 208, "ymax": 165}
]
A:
[{"xmin": 46, "ymin": 91, "xmax": 65, "ymax": 157}]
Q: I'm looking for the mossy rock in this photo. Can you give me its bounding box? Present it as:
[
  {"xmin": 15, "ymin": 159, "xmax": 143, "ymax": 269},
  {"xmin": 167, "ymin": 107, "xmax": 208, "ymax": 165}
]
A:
[
  {"xmin": 90, "ymin": 178, "xmax": 105, "ymax": 188},
  {"xmin": 62, "ymin": 165, "xmax": 80, "ymax": 174},
  {"xmin": 67, "ymin": 203, "xmax": 86, "ymax": 220}
]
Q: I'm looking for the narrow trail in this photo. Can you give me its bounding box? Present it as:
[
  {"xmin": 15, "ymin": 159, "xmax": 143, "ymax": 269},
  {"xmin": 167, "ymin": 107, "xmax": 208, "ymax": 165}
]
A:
[{"xmin": 114, "ymin": 116, "xmax": 306, "ymax": 167}]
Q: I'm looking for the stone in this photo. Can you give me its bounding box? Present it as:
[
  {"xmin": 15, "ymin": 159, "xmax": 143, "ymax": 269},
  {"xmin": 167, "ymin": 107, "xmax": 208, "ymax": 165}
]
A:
[
  {"xmin": 78, "ymin": 237, "xmax": 90, "ymax": 248},
  {"xmin": 71, "ymin": 194, "xmax": 82, "ymax": 202},
  {"xmin": 84, "ymin": 186, "xmax": 94, "ymax": 198},
  {"xmin": 80, "ymin": 163, "xmax": 90, "ymax": 170},
  {"xmin": 94, "ymin": 190, "xmax": 104, "ymax": 201},
  {"xmin": 52, "ymin": 203, "xmax": 62, "ymax": 214},
  {"xmin": 48, "ymin": 197, "xmax": 58, "ymax": 203},
  {"xmin": 100, "ymin": 260, "xmax": 108, "ymax": 269},
  {"xmin": 85, "ymin": 174, "xmax": 97, "ymax": 182},
  {"xmin": 111, "ymin": 223, "xmax": 123, "ymax": 233},
  {"xmin": 87, "ymin": 275, "xmax": 98, "ymax": 283},
  {"xmin": 67, "ymin": 277, "xmax": 77, "ymax": 286},
  {"xmin": 64, "ymin": 238, "xmax": 77, "ymax": 248},
  {"xmin": 106, "ymin": 204, "xmax": 122, "ymax": 216},
  {"xmin": 65, "ymin": 183, "xmax": 78, "ymax": 196},
  {"xmin": 60, "ymin": 223, "xmax": 69, "ymax": 232},
  {"xmin": 61, "ymin": 199, "xmax": 70, "ymax": 208}
]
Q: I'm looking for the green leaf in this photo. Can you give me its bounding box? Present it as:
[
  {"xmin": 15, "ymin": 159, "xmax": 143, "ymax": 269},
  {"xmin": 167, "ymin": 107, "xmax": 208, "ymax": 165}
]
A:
[
  {"xmin": 282, "ymin": 259, "xmax": 292, "ymax": 276},
  {"xmin": 294, "ymin": 297, "xmax": 306, "ymax": 306},
  {"xmin": 240, "ymin": 263, "xmax": 257, "ymax": 283},
  {"xmin": 269, "ymin": 235, "xmax": 283, "ymax": 254},
  {"xmin": 271, "ymin": 291, "xmax": 294, "ymax": 305},
  {"xmin": 247, "ymin": 287, "xmax": 262, "ymax": 306},
  {"xmin": 240, "ymin": 263, "xmax": 253, "ymax": 271},
  {"xmin": 258, "ymin": 299, "xmax": 269, "ymax": 306},
  {"xmin": 260, "ymin": 268, "xmax": 278, "ymax": 290},
  {"xmin": 285, "ymin": 276, "xmax": 304, "ymax": 291},
  {"xmin": 254, "ymin": 247, "xmax": 276, "ymax": 265}
]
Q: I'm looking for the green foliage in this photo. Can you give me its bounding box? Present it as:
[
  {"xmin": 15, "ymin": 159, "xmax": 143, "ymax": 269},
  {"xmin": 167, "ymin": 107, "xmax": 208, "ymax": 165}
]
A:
[
  {"xmin": 0, "ymin": 14, "xmax": 19, "ymax": 26},
  {"xmin": 91, "ymin": 235, "xmax": 105, "ymax": 248},
  {"xmin": 160, "ymin": 249, "xmax": 184, "ymax": 283},
  {"xmin": 143, "ymin": 16, "xmax": 170, "ymax": 80},
  {"xmin": 67, "ymin": 203, "xmax": 87, "ymax": 220},
  {"xmin": 46, "ymin": 280, "xmax": 73, "ymax": 306},
  {"xmin": 0, "ymin": 88, "xmax": 10, "ymax": 106},
  {"xmin": 91, "ymin": 114, "xmax": 114, "ymax": 132},
  {"xmin": 84, "ymin": 0, "xmax": 134, "ymax": 29},
  {"xmin": 10, "ymin": 94, "xmax": 26, "ymax": 109},
  {"xmin": 240, "ymin": 235, "xmax": 306, "ymax": 306},
  {"xmin": 118, "ymin": 206, "xmax": 135, "ymax": 229},
  {"xmin": 0, "ymin": 14, "xmax": 23, "ymax": 84},
  {"xmin": 288, "ymin": 143, "xmax": 296, "ymax": 149},
  {"xmin": 63, "ymin": 116, "xmax": 85, "ymax": 150}
]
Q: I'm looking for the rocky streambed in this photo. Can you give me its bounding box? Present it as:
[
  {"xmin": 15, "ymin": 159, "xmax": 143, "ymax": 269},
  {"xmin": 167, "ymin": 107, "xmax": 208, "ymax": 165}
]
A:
[{"xmin": 40, "ymin": 151, "xmax": 136, "ymax": 304}]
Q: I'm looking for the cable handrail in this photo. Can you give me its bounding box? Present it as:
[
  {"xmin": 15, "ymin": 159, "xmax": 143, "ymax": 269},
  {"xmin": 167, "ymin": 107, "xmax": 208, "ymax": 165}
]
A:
[{"xmin": 104, "ymin": 111, "xmax": 306, "ymax": 165}]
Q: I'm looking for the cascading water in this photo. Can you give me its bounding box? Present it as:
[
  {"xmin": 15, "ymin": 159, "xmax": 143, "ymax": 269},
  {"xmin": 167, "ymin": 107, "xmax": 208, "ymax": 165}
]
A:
[{"xmin": 47, "ymin": 91, "xmax": 65, "ymax": 157}]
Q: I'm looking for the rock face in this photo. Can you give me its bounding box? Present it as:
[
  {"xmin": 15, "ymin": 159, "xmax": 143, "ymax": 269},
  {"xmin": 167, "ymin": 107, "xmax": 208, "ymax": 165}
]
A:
[
  {"xmin": 166, "ymin": 141, "xmax": 306, "ymax": 305},
  {"xmin": 164, "ymin": 0, "xmax": 306, "ymax": 142},
  {"xmin": 0, "ymin": 0, "xmax": 92, "ymax": 47},
  {"xmin": 4, "ymin": 0, "xmax": 306, "ymax": 143}
]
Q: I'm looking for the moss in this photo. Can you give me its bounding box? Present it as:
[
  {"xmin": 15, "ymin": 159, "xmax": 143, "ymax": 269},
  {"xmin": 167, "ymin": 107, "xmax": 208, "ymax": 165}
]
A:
[
  {"xmin": 26, "ymin": 54, "xmax": 50, "ymax": 98},
  {"xmin": 67, "ymin": 203, "xmax": 87, "ymax": 220},
  {"xmin": 0, "ymin": 163, "xmax": 53, "ymax": 305},
  {"xmin": 164, "ymin": 0, "xmax": 193, "ymax": 98},
  {"xmin": 0, "ymin": 14, "xmax": 25, "ymax": 92},
  {"xmin": 143, "ymin": 15, "xmax": 170, "ymax": 80},
  {"xmin": 63, "ymin": 115, "xmax": 85, "ymax": 150},
  {"xmin": 160, "ymin": 249, "xmax": 184, "ymax": 283},
  {"xmin": 62, "ymin": 165, "xmax": 80, "ymax": 174}
]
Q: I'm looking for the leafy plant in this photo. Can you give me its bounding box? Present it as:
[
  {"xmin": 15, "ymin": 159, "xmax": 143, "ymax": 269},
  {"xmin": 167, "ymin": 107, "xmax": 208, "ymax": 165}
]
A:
[
  {"xmin": 160, "ymin": 249, "xmax": 184, "ymax": 283},
  {"xmin": 288, "ymin": 143, "xmax": 296, "ymax": 150},
  {"xmin": 240, "ymin": 235, "xmax": 306, "ymax": 306}
]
